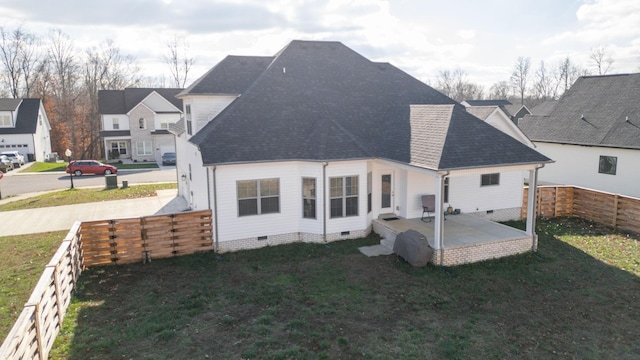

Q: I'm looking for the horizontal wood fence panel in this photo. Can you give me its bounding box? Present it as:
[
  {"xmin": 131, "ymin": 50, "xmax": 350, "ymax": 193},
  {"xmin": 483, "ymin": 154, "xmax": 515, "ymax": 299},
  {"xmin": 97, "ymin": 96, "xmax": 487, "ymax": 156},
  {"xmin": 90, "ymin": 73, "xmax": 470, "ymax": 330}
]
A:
[
  {"xmin": 80, "ymin": 210, "xmax": 213, "ymax": 266},
  {"xmin": 523, "ymin": 185, "xmax": 640, "ymax": 235}
]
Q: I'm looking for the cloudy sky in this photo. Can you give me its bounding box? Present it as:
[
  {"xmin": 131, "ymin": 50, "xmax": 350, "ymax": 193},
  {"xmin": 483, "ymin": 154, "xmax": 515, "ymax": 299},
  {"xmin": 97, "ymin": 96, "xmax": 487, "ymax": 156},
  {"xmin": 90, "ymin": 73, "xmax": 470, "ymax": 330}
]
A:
[{"xmin": 1, "ymin": 0, "xmax": 639, "ymax": 89}]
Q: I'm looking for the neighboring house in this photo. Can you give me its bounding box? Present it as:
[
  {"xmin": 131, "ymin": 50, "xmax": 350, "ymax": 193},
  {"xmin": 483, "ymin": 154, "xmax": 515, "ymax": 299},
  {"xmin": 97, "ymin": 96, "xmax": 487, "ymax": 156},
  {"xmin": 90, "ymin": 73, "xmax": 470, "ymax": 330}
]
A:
[
  {"xmin": 0, "ymin": 98, "xmax": 52, "ymax": 162},
  {"xmin": 462, "ymin": 99, "xmax": 531, "ymax": 124},
  {"xmin": 98, "ymin": 88, "xmax": 183, "ymax": 163},
  {"xmin": 464, "ymin": 105, "xmax": 534, "ymax": 146},
  {"xmin": 519, "ymin": 73, "xmax": 640, "ymax": 198},
  {"xmin": 171, "ymin": 40, "xmax": 551, "ymax": 254}
]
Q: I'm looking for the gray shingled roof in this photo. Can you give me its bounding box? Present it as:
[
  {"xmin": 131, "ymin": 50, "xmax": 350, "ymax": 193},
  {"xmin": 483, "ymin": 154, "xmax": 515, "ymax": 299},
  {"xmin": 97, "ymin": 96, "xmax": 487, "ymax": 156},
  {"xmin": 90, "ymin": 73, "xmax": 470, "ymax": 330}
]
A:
[
  {"xmin": 0, "ymin": 98, "xmax": 41, "ymax": 135},
  {"xmin": 519, "ymin": 73, "xmax": 640, "ymax": 149},
  {"xmin": 178, "ymin": 56, "xmax": 273, "ymax": 96},
  {"xmin": 464, "ymin": 99, "xmax": 512, "ymax": 107},
  {"xmin": 0, "ymin": 98, "xmax": 21, "ymax": 111},
  {"xmin": 190, "ymin": 40, "xmax": 550, "ymax": 170},
  {"xmin": 530, "ymin": 100, "xmax": 558, "ymax": 115},
  {"xmin": 98, "ymin": 88, "xmax": 183, "ymax": 114}
]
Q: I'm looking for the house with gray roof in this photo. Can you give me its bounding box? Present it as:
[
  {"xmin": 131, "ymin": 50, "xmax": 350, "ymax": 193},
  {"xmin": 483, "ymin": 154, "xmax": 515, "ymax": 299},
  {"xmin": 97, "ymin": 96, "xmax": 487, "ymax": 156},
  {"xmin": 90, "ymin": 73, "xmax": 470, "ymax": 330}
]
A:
[
  {"xmin": 464, "ymin": 105, "xmax": 534, "ymax": 146},
  {"xmin": 171, "ymin": 40, "xmax": 551, "ymax": 262},
  {"xmin": 519, "ymin": 73, "xmax": 640, "ymax": 198},
  {"xmin": 462, "ymin": 99, "xmax": 531, "ymax": 124},
  {"xmin": 98, "ymin": 88, "xmax": 183, "ymax": 163},
  {"xmin": 0, "ymin": 98, "xmax": 52, "ymax": 162}
]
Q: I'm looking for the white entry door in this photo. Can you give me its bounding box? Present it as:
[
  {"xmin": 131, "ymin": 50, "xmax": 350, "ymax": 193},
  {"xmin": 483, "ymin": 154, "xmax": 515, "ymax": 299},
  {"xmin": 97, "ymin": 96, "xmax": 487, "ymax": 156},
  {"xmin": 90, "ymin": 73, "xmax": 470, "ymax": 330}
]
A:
[{"xmin": 380, "ymin": 173, "xmax": 394, "ymax": 213}]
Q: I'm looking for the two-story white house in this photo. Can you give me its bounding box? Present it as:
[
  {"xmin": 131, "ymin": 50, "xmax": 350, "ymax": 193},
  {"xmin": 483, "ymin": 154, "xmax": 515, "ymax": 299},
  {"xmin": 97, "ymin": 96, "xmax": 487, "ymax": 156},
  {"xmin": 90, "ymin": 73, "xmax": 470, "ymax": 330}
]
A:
[
  {"xmin": 98, "ymin": 88, "xmax": 183, "ymax": 163},
  {"xmin": 169, "ymin": 40, "xmax": 551, "ymax": 258},
  {"xmin": 0, "ymin": 98, "xmax": 52, "ymax": 162}
]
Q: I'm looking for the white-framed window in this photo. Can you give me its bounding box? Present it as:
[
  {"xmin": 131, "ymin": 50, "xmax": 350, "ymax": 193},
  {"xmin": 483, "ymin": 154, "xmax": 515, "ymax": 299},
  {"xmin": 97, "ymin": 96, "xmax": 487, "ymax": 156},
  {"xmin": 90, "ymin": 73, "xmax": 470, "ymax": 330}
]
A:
[
  {"xmin": 302, "ymin": 177, "xmax": 316, "ymax": 219},
  {"xmin": 237, "ymin": 178, "xmax": 280, "ymax": 216},
  {"xmin": 481, "ymin": 173, "xmax": 500, "ymax": 186},
  {"xmin": 444, "ymin": 177, "xmax": 449, "ymax": 203},
  {"xmin": 330, "ymin": 176, "xmax": 359, "ymax": 218},
  {"xmin": 136, "ymin": 141, "xmax": 152, "ymax": 156},
  {"xmin": 112, "ymin": 118, "xmax": 120, "ymax": 130},
  {"xmin": 111, "ymin": 141, "xmax": 127, "ymax": 155},
  {"xmin": 138, "ymin": 118, "xmax": 146, "ymax": 129},
  {"xmin": 160, "ymin": 118, "xmax": 174, "ymax": 129},
  {"xmin": 0, "ymin": 114, "xmax": 11, "ymax": 127},
  {"xmin": 598, "ymin": 155, "xmax": 617, "ymax": 175},
  {"xmin": 185, "ymin": 104, "xmax": 192, "ymax": 135}
]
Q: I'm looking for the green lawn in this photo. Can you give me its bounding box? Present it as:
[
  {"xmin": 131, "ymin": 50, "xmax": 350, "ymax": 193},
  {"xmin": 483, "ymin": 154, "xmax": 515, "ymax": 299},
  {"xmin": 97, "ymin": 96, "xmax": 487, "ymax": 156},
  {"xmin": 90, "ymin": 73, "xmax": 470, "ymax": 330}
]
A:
[
  {"xmin": 0, "ymin": 183, "xmax": 177, "ymax": 212},
  {"xmin": 0, "ymin": 231, "xmax": 68, "ymax": 337},
  {"xmin": 41, "ymin": 217, "xmax": 639, "ymax": 359}
]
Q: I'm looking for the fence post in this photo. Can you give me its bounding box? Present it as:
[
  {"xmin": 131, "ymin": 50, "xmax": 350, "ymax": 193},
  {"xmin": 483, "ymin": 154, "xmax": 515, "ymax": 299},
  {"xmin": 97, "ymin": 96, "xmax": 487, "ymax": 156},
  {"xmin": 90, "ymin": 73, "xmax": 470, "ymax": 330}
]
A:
[{"xmin": 613, "ymin": 194, "xmax": 619, "ymax": 228}]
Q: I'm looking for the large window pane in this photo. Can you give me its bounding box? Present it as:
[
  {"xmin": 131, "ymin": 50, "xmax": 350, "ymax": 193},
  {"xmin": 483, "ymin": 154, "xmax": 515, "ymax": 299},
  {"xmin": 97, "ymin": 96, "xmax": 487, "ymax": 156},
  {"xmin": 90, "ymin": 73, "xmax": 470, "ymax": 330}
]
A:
[
  {"xmin": 237, "ymin": 181, "xmax": 257, "ymax": 198},
  {"xmin": 238, "ymin": 199, "xmax": 258, "ymax": 216},
  {"xmin": 330, "ymin": 178, "xmax": 343, "ymax": 197},
  {"xmin": 260, "ymin": 178, "xmax": 279, "ymax": 196},
  {"xmin": 303, "ymin": 178, "xmax": 316, "ymax": 219},
  {"xmin": 261, "ymin": 197, "xmax": 279, "ymax": 214},
  {"xmin": 330, "ymin": 198, "xmax": 343, "ymax": 218},
  {"xmin": 345, "ymin": 196, "xmax": 358, "ymax": 216}
]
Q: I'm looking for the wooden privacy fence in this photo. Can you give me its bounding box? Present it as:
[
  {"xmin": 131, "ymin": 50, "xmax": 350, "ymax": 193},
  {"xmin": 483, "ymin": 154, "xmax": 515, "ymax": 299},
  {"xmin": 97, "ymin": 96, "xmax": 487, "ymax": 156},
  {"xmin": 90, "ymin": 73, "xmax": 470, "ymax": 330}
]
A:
[
  {"xmin": 1, "ymin": 210, "xmax": 213, "ymax": 359},
  {"xmin": 523, "ymin": 185, "xmax": 640, "ymax": 234},
  {"xmin": 0, "ymin": 222, "xmax": 83, "ymax": 360},
  {"xmin": 80, "ymin": 210, "xmax": 213, "ymax": 267}
]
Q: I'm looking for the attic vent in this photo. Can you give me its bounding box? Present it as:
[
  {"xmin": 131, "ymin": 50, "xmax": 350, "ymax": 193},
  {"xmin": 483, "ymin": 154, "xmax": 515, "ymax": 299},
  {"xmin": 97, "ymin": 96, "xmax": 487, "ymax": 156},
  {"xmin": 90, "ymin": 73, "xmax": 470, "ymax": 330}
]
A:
[{"xmin": 580, "ymin": 114, "xmax": 585, "ymax": 120}]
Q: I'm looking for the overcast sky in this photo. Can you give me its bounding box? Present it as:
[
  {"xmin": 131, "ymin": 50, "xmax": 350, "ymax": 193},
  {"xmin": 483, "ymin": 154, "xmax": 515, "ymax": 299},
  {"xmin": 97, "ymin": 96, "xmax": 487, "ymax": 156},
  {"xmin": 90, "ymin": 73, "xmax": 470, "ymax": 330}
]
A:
[{"xmin": 1, "ymin": 0, "xmax": 639, "ymax": 90}]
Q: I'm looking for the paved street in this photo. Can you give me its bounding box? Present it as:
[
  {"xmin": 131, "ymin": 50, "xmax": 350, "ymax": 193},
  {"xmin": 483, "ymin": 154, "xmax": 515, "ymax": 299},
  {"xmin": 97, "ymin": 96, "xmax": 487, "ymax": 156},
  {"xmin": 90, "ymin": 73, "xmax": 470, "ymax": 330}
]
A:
[{"xmin": 0, "ymin": 164, "xmax": 177, "ymax": 198}]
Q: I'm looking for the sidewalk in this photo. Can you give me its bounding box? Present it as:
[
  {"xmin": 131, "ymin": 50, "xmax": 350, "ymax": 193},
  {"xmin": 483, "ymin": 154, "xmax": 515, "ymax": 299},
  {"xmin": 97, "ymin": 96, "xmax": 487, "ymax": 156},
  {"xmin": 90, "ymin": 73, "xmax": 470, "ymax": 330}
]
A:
[{"xmin": 0, "ymin": 189, "xmax": 190, "ymax": 237}]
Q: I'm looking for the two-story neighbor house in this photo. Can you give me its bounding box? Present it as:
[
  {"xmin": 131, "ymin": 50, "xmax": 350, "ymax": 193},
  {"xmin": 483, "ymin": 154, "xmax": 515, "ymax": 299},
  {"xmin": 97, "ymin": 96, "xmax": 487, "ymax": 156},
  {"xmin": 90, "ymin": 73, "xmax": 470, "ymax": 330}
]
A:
[
  {"xmin": 170, "ymin": 40, "xmax": 551, "ymax": 259},
  {"xmin": 519, "ymin": 73, "xmax": 640, "ymax": 198},
  {"xmin": 98, "ymin": 88, "xmax": 183, "ymax": 163},
  {"xmin": 0, "ymin": 98, "xmax": 52, "ymax": 162}
]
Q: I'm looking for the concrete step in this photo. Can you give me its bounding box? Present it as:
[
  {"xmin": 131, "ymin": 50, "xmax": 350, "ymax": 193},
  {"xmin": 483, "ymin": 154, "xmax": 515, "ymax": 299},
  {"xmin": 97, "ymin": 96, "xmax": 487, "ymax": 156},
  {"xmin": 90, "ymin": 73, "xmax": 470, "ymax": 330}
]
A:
[{"xmin": 380, "ymin": 237, "xmax": 395, "ymax": 251}]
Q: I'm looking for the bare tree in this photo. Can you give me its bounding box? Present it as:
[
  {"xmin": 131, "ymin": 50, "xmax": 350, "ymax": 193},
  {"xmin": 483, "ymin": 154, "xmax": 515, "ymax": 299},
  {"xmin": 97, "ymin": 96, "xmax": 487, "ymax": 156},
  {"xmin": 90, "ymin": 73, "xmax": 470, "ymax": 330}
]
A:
[
  {"xmin": 435, "ymin": 68, "xmax": 484, "ymax": 102},
  {"xmin": 589, "ymin": 46, "xmax": 614, "ymax": 75},
  {"xmin": 488, "ymin": 81, "xmax": 511, "ymax": 99},
  {"xmin": 0, "ymin": 26, "xmax": 25, "ymax": 98},
  {"xmin": 554, "ymin": 57, "xmax": 588, "ymax": 97},
  {"xmin": 532, "ymin": 60, "xmax": 555, "ymax": 100},
  {"xmin": 164, "ymin": 35, "xmax": 194, "ymax": 88},
  {"xmin": 510, "ymin": 56, "xmax": 531, "ymax": 105}
]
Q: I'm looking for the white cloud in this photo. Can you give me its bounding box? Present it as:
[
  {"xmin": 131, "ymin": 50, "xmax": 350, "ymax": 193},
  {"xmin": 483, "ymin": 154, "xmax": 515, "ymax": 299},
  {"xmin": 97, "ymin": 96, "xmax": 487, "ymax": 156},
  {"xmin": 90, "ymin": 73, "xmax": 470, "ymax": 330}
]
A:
[{"xmin": 457, "ymin": 29, "xmax": 475, "ymax": 40}]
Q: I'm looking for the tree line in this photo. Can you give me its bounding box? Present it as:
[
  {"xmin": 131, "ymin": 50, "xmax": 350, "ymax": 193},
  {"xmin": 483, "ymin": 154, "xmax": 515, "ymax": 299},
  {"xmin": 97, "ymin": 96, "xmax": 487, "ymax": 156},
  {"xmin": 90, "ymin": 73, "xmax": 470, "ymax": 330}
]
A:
[
  {"xmin": 0, "ymin": 25, "xmax": 192, "ymax": 160},
  {"xmin": 0, "ymin": 24, "xmax": 622, "ymax": 159},
  {"xmin": 434, "ymin": 46, "xmax": 616, "ymax": 107}
]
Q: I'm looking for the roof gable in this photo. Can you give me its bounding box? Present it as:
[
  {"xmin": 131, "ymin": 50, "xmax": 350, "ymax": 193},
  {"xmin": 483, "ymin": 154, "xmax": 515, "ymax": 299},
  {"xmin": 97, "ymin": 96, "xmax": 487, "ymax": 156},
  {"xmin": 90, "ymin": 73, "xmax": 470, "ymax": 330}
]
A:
[
  {"xmin": 0, "ymin": 98, "xmax": 41, "ymax": 135},
  {"xmin": 98, "ymin": 88, "xmax": 183, "ymax": 114},
  {"xmin": 0, "ymin": 98, "xmax": 22, "ymax": 111},
  {"xmin": 519, "ymin": 73, "xmax": 640, "ymax": 149}
]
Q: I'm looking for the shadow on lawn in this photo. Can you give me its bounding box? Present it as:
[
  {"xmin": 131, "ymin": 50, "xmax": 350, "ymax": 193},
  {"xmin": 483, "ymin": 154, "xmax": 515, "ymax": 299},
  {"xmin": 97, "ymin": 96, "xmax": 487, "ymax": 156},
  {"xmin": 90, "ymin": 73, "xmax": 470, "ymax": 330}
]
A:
[{"xmin": 51, "ymin": 219, "xmax": 640, "ymax": 360}]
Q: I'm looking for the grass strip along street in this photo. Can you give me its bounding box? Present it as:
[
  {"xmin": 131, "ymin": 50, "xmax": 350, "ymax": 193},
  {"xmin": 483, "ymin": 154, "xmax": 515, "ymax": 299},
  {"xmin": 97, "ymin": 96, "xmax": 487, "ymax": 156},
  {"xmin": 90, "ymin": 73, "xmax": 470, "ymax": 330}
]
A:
[{"xmin": 0, "ymin": 183, "xmax": 177, "ymax": 212}]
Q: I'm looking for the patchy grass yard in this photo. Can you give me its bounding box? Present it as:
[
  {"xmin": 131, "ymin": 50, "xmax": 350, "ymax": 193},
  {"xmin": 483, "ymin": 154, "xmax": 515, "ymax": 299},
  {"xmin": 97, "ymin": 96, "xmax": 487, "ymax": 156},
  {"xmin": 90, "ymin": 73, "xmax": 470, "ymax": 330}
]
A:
[
  {"xmin": 45, "ymin": 217, "xmax": 640, "ymax": 359},
  {"xmin": 0, "ymin": 183, "xmax": 177, "ymax": 212},
  {"xmin": 0, "ymin": 231, "xmax": 68, "ymax": 337}
]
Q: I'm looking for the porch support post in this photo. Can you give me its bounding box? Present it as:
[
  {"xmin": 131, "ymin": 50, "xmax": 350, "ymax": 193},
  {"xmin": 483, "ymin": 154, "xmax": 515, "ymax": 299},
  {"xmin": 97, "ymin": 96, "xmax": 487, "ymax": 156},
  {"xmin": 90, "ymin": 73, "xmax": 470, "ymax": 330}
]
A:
[
  {"xmin": 434, "ymin": 173, "xmax": 446, "ymax": 266},
  {"xmin": 526, "ymin": 166, "xmax": 539, "ymax": 251}
]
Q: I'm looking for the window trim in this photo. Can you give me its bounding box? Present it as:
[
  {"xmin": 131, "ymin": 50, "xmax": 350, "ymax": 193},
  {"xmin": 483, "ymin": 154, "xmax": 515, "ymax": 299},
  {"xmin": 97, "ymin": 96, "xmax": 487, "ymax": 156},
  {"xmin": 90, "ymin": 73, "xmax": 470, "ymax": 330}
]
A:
[
  {"xmin": 237, "ymin": 178, "xmax": 280, "ymax": 217},
  {"xmin": 598, "ymin": 155, "xmax": 617, "ymax": 175},
  {"xmin": 302, "ymin": 177, "xmax": 316, "ymax": 219},
  {"xmin": 330, "ymin": 175, "xmax": 359, "ymax": 218},
  {"xmin": 480, "ymin": 173, "xmax": 500, "ymax": 187},
  {"xmin": 112, "ymin": 118, "xmax": 120, "ymax": 130},
  {"xmin": 136, "ymin": 141, "xmax": 152, "ymax": 156},
  {"xmin": 185, "ymin": 104, "xmax": 192, "ymax": 135}
]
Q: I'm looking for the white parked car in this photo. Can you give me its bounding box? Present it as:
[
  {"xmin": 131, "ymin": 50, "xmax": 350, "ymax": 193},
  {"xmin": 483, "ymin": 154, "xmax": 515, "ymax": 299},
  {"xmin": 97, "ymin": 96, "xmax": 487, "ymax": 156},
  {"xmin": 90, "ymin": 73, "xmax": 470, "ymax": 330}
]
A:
[
  {"xmin": 0, "ymin": 155, "xmax": 14, "ymax": 172},
  {"xmin": 1, "ymin": 151, "xmax": 25, "ymax": 167}
]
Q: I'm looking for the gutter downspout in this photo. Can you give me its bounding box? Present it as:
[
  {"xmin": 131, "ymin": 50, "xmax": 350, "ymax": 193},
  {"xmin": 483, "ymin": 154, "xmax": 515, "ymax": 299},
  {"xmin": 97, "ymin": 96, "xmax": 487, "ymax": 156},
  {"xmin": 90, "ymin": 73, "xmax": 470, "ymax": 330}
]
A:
[
  {"xmin": 211, "ymin": 166, "xmax": 219, "ymax": 253},
  {"xmin": 526, "ymin": 164, "xmax": 545, "ymax": 251},
  {"xmin": 435, "ymin": 171, "xmax": 449, "ymax": 266},
  {"xmin": 323, "ymin": 162, "xmax": 328, "ymax": 242}
]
